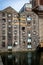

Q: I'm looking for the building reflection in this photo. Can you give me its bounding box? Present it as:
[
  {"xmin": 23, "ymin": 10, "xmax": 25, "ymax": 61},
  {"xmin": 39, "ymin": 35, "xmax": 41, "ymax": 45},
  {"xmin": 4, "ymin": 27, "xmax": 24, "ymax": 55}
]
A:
[{"xmin": 1, "ymin": 52, "xmax": 42, "ymax": 65}]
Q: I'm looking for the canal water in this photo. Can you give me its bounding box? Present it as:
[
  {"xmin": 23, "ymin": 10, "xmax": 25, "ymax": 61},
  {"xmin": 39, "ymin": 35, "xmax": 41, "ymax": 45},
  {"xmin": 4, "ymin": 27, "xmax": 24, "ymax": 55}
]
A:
[{"xmin": 0, "ymin": 51, "xmax": 43, "ymax": 65}]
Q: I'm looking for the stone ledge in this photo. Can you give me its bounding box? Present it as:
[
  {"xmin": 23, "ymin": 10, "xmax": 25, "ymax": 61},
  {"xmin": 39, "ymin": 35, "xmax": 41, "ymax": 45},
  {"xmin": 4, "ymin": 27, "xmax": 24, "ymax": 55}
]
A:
[{"xmin": 0, "ymin": 48, "xmax": 36, "ymax": 54}]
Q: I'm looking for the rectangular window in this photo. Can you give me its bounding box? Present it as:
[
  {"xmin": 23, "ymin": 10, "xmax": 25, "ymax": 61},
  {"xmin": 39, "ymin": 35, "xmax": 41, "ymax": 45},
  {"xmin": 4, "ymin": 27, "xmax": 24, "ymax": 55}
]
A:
[
  {"xmin": 2, "ymin": 30, "xmax": 5, "ymax": 34},
  {"xmin": 8, "ymin": 28, "xmax": 11, "ymax": 31},
  {"xmin": 2, "ymin": 19, "xmax": 6, "ymax": 22},
  {"xmin": 13, "ymin": 42, "xmax": 18, "ymax": 47},
  {"xmin": 33, "ymin": 31, "xmax": 36, "ymax": 34},
  {"xmin": 28, "ymin": 33, "xmax": 31, "ymax": 37},
  {"xmin": 2, "ymin": 24, "xmax": 5, "ymax": 28},
  {"xmin": 8, "ymin": 46, "xmax": 12, "ymax": 49},
  {"xmin": 22, "ymin": 27, "xmax": 25, "ymax": 31},
  {"xmin": 27, "ymin": 45, "xmax": 32, "ymax": 48},
  {"xmin": 27, "ymin": 21, "xmax": 31, "ymax": 24},
  {"xmin": 8, "ymin": 32, "xmax": 11, "ymax": 34},
  {"xmin": 8, "ymin": 20, "xmax": 11, "ymax": 22},
  {"xmin": 14, "ymin": 14, "xmax": 17, "ymax": 17},
  {"xmin": 8, "ymin": 14, "xmax": 11, "ymax": 17},
  {"xmin": 2, "ymin": 36, "xmax": 5, "ymax": 40},
  {"xmin": 14, "ymin": 20, "xmax": 17, "ymax": 22},
  {"xmin": 2, "ymin": 13, "xmax": 5, "ymax": 17},
  {"xmin": 8, "ymin": 40, "xmax": 12, "ymax": 46},
  {"xmin": 2, "ymin": 42, "xmax": 5, "ymax": 47},
  {"xmin": 23, "ymin": 15, "xmax": 25, "ymax": 17},
  {"xmin": 14, "ymin": 30, "xmax": 17, "ymax": 34},
  {"xmin": 27, "ymin": 16, "xmax": 32, "ymax": 21},
  {"xmin": 27, "ymin": 43, "xmax": 32, "ymax": 48},
  {"xmin": 8, "ymin": 35, "xmax": 12, "ymax": 39},
  {"xmin": 8, "ymin": 25, "xmax": 11, "ymax": 28},
  {"xmin": 14, "ymin": 36, "xmax": 17, "ymax": 40},
  {"xmin": 14, "ymin": 25, "xmax": 17, "ymax": 28},
  {"xmin": 28, "ymin": 38, "xmax": 31, "ymax": 43}
]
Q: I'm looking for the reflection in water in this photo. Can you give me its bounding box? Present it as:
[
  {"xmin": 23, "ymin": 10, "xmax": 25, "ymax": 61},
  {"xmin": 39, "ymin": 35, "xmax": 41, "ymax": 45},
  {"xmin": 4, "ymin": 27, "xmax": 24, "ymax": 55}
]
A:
[{"xmin": 0, "ymin": 52, "xmax": 43, "ymax": 65}]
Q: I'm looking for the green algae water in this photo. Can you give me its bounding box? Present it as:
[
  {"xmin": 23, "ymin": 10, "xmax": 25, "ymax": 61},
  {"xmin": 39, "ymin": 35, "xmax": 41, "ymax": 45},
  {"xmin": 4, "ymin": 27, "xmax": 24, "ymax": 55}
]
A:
[{"xmin": 0, "ymin": 51, "xmax": 43, "ymax": 65}]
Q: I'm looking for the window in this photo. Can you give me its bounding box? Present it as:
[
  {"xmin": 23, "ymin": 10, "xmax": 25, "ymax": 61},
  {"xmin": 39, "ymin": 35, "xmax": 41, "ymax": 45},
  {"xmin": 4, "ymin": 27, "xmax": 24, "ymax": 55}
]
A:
[
  {"xmin": 23, "ymin": 41, "xmax": 25, "ymax": 44},
  {"xmin": 2, "ymin": 36, "xmax": 5, "ymax": 40},
  {"xmin": 2, "ymin": 42, "xmax": 5, "ymax": 47},
  {"xmin": 27, "ymin": 21, "xmax": 31, "ymax": 24},
  {"xmin": 14, "ymin": 20, "xmax": 17, "ymax": 22},
  {"xmin": 2, "ymin": 19, "xmax": 6, "ymax": 22},
  {"xmin": 14, "ymin": 25, "xmax": 17, "ymax": 28},
  {"xmin": 8, "ymin": 25, "xmax": 11, "ymax": 28},
  {"xmin": 8, "ymin": 32, "xmax": 11, "ymax": 34},
  {"xmin": 8, "ymin": 46, "xmax": 12, "ymax": 49},
  {"xmin": 2, "ymin": 30, "xmax": 5, "ymax": 34},
  {"xmin": 8, "ymin": 20, "xmax": 11, "ymax": 22},
  {"xmin": 27, "ymin": 45, "xmax": 32, "ymax": 48},
  {"xmin": 8, "ymin": 35, "xmax": 12, "ymax": 39},
  {"xmin": 13, "ymin": 42, "xmax": 16, "ymax": 46},
  {"xmin": 8, "ymin": 42, "xmax": 12, "ymax": 46},
  {"xmin": 28, "ymin": 33, "xmax": 31, "ymax": 37},
  {"xmin": 27, "ymin": 16, "xmax": 32, "ymax": 21},
  {"xmin": 2, "ymin": 13, "xmax": 5, "ymax": 17},
  {"xmin": 22, "ymin": 31, "xmax": 25, "ymax": 34},
  {"xmin": 22, "ymin": 27, "xmax": 25, "ymax": 31},
  {"xmin": 27, "ymin": 42, "xmax": 31, "ymax": 45},
  {"xmin": 28, "ymin": 38, "xmax": 31, "ymax": 42},
  {"xmin": 2, "ymin": 23, "xmax": 5, "ymax": 25},
  {"xmin": 8, "ymin": 22, "xmax": 11, "ymax": 25},
  {"xmin": 34, "ymin": 40, "xmax": 36, "ymax": 44},
  {"xmin": 22, "ymin": 15, "xmax": 25, "ymax": 17},
  {"xmin": 14, "ymin": 36, "xmax": 17, "ymax": 40},
  {"xmin": 14, "ymin": 14, "xmax": 16, "ymax": 17},
  {"xmin": 27, "ymin": 43, "xmax": 32, "ymax": 48},
  {"xmin": 8, "ymin": 14, "xmax": 11, "ymax": 17},
  {"xmin": 2, "ymin": 24, "xmax": 5, "ymax": 28},
  {"xmin": 13, "ymin": 42, "xmax": 18, "ymax": 46},
  {"xmin": 33, "ymin": 31, "xmax": 36, "ymax": 34},
  {"xmin": 15, "ymin": 42, "xmax": 18, "ymax": 45},
  {"xmin": 14, "ymin": 30, "xmax": 17, "ymax": 34},
  {"xmin": 8, "ymin": 28, "xmax": 11, "ymax": 31}
]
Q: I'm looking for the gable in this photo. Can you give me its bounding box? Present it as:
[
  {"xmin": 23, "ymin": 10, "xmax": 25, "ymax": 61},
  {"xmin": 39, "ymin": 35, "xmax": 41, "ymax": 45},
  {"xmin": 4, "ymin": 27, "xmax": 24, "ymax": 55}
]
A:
[{"xmin": 2, "ymin": 6, "xmax": 18, "ymax": 13}]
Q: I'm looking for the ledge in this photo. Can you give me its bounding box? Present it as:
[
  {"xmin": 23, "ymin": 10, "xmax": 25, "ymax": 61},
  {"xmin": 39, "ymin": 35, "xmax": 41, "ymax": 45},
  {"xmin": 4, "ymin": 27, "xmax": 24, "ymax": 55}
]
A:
[{"xmin": 0, "ymin": 48, "xmax": 36, "ymax": 54}]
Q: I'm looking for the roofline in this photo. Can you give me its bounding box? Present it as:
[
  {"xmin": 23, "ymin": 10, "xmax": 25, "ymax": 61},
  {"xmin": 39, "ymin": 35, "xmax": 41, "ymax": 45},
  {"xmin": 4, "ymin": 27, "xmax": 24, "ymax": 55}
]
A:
[{"xmin": 0, "ymin": 6, "xmax": 18, "ymax": 13}]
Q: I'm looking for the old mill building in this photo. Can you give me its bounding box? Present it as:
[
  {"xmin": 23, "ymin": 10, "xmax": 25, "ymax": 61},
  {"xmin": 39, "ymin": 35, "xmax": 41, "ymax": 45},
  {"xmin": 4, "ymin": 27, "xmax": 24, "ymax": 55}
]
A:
[{"xmin": 0, "ymin": 0, "xmax": 43, "ymax": 52}]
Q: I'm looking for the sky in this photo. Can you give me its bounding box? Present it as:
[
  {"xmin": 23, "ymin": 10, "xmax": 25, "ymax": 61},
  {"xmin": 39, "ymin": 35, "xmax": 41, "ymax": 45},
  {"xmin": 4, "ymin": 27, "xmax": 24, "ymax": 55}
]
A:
[{"xmin": 0, "ymin": 0, "xmax": 30, "ymax": 12}]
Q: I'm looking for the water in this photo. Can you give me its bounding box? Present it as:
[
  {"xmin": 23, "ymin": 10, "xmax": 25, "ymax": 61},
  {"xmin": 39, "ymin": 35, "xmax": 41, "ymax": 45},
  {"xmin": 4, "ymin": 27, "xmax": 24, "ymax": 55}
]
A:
[{"xmin": 0, "ymin": 51, "xmax": 43, "ymax": 65}]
